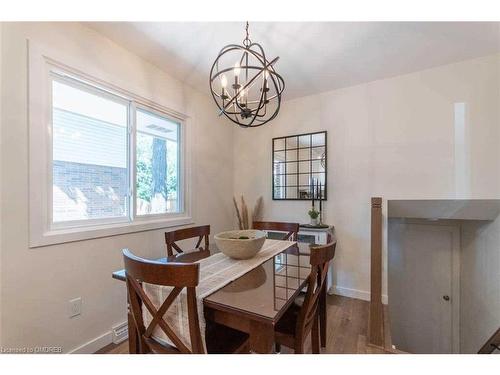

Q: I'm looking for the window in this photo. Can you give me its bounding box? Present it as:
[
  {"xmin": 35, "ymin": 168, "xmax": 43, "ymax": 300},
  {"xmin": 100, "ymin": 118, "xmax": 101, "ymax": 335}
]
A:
[
  {"xmin": 136, "ymin": 108, "xmax": 181, "ymax": 216},
  {"xmin": 52, "ymin": 78, "xmax": 129, "ymax": 224},
  {"xmin": 49, "ymin": 74, "xmax": 186, "ymax": 230}
]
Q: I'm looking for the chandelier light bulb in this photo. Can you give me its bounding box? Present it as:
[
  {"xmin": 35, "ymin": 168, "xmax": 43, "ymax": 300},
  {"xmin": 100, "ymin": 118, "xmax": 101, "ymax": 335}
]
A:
[
  {"xmin": 234, "ymin": 62, "xmax": 241, "ymax": 77},
  {"xmin": 220, "ymin": 74, "xmax": 227, "ymax": 88}
]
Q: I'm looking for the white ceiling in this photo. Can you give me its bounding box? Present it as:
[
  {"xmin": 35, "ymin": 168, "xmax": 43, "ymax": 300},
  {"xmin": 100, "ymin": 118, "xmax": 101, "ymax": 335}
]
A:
[{"xmin": 88, "ymin": 22, "xmax": 500, "ymax": 100}]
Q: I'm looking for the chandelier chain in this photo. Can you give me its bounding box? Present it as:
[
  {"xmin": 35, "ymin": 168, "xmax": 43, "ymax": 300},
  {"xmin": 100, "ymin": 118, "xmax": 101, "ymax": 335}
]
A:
[{"xmin": 243, "ymin": 21, "xmax": 251, "ymax": 47}]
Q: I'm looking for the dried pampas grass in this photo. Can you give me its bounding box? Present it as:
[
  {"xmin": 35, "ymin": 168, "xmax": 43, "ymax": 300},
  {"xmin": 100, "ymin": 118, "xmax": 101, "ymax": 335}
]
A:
[
  {"xmin": 252, "ymin": 196, "xmax": 264, "ymax": 223},
  {"xmin": 233, "ymin": 195, "xmax": 264, "ymax": 230},
  {"xmin": 233, "ymin": 197, "xmax": 243, "ymax": 230}
]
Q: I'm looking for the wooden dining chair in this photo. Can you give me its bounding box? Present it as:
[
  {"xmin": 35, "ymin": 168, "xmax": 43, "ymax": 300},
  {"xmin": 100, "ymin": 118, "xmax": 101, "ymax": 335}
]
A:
[
  {"xmin": 165, "ymin": 225, "xmax": 210, "ymax": 259},
  {"xmin": 252, "ymin": 221, "xmax": 300, "ymax": 241},
  {"xmin": 274, "ymin": 241, "xmax": 337, "ymax": 354},
  {"xmin": 123, "ymin": 249, "xmax": 250, "ymax": 354},
  {"xmin": 296, "ymin": 232, "xmax": 335, "ymax": 348}
]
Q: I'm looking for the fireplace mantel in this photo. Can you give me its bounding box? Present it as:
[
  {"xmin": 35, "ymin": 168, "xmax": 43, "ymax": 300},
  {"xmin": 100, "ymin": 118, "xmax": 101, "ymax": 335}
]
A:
[{"xmin": 388, "ymin": 199, "xmax": 500, "ymax": 221}]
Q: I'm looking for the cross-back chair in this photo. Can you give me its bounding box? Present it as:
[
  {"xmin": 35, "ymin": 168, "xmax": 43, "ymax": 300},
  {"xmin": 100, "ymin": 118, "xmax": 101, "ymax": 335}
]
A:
[
  {"xmin": 252, "ymin": 221, "xmax": 300, "ymax": 241},
  {"xmin": 123, "ymin": 249, "xmax": 249, "ymax": 354},
  {"xmin": 274, "ymin": 241, "xmax": 337, "ymax": 353},
  {"xmin": 165, "ymin": 225, "xmax": 210, "ymax": 258}
]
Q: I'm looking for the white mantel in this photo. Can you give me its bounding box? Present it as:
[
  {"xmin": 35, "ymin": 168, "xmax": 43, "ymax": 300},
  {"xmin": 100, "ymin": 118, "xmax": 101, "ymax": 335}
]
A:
[{"xmin": 388, "ymin": 199, "xmax": 500, "ymax": 221}]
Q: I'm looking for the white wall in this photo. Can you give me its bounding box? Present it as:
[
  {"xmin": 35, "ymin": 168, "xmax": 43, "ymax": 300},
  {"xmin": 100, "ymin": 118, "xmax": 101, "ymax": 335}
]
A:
[
  {"xmin": 233, "ymin": 54, "xmax": 500, "ymax": 301},
  {"xmin": 0, "ymin": 22, "xmax": 234, "ymax": 352},
  {"xmin": 460, "ymin": 216, "xmax": 500, "ymax": 353}
]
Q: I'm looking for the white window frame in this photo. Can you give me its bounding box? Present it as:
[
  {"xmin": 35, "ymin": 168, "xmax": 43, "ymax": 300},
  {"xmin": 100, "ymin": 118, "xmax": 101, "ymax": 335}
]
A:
[{"xmin": 28, "ymin": 42, "xmax": 193, "ymax": 247}]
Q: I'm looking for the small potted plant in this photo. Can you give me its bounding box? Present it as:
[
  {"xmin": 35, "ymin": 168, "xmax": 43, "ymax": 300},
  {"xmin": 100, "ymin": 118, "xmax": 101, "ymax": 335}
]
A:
[{"xmin": 308, "ymin": 207, "xmax": 320, "ymax": 226}]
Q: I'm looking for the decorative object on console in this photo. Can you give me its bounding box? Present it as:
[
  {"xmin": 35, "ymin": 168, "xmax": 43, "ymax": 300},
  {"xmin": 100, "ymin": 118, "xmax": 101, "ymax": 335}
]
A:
[
  {"xmin": 318, "ymin": 180, "xmax": 324, "ymax": 226},
  {"xmin": 308, "ymin": 207, "xmax": 320, "ymax": 226},
  {"xmin": 272, "ymin": 131, "xmax": 327, "ymax": 200},
  {"xmin": 306, "ymin": 177, "xmax": 327, "ymax": 228},
  {"xmin": 209, "ymin": 22, "xmax": 285, "ymax": 128},
  {"xmin": 233, "ymin": 195, "xmax": 264, "ymax": 230}
]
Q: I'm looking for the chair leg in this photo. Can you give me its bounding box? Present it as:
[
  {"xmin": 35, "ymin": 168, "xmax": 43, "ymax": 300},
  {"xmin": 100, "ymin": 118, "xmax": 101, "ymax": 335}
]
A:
[
  {"xmin": 238, "ymin": 342, "xmax": 251, "ymax": 354},
  {"xmin": 295, "ymin": 340, "xmax": 304, "ymax": 354},
  {"xmin": 127, "ymin": 311, "xmax": 139, "ymax": 354},
  {"xmin": 319, "ymin": 283, "xmax": 327, "ymax": 348},
  {"xmin": 140, "ymin": 338, "xmax": 152, "ymax": 354},
  {"xmin": 275, "ymin": 343, "xmax": 281, "ymax": 353},
  {"xmin": 312, "ymin": 315, "xmax": 320, "ymax": 354}
]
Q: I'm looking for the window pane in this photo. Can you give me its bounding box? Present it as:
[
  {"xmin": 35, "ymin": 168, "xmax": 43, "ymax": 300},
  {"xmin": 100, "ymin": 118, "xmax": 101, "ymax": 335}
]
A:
[
  {"xmin": 52, "ymin": 79, "xmax": 129, "ymax": 223},
  {"xmin": 136, "ymin": 109, "xmax": 180, "ymax": 215}
]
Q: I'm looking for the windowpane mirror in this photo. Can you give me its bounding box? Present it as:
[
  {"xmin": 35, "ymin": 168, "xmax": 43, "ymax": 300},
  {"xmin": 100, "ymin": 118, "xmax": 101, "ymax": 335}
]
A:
[{"xmin": 272, "ymin": 131, "xmax": 327, "ymax": 200}]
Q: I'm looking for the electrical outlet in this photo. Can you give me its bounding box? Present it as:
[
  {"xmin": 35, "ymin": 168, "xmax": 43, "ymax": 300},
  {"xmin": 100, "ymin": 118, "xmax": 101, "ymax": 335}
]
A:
[{"xmin": 68, "ymin": 297, "xmax": 82, "ymax": 318}]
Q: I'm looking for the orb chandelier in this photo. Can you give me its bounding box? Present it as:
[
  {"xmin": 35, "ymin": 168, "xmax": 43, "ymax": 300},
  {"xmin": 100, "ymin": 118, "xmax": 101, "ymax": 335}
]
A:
[{"xmin": 209, "ymin": 22, "xmax": 285, "ymax": 128}]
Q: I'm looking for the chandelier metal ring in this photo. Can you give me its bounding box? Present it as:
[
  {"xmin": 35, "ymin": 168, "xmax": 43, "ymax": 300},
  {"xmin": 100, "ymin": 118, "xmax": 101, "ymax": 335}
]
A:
[{"xmin": 209, "ymin": 23, "xmax": 285, "ymax": 128}]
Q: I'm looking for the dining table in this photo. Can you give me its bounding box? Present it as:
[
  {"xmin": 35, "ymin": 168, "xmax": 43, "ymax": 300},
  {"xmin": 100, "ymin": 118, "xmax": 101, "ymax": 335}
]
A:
[{"xmin": 112, "ymin": 240, "xmax": 328, "ymax": 354}]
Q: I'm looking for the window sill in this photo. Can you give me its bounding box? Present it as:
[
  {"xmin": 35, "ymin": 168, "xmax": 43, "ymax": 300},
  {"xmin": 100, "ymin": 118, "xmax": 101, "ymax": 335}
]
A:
[{"xmin": 29, "ymin": 215, "xmax": 194, "ymax": 248}]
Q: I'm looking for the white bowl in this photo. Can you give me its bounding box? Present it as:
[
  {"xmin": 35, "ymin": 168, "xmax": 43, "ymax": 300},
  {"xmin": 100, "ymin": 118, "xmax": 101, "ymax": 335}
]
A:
[{"xmin": 214, "ymin": 230, "xmax": 267, "ymax": 260}]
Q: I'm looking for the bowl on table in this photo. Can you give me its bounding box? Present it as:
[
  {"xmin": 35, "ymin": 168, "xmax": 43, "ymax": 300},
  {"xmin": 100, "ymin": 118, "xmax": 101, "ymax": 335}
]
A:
[{"xmin": 214, "ymin": 229, "xmax": 267, "ymax": 260}]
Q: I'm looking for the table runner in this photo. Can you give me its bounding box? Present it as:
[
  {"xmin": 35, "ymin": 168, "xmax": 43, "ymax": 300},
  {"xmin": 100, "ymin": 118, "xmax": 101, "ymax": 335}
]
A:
[{"xmin": 142, "ymin": 239, "xmax": 295, "ymax": 352}]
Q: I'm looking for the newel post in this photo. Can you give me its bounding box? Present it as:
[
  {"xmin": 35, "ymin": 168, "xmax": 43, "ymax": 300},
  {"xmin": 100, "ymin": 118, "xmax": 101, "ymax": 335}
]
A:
[{"xmin": 368, "ymin": 197, "xmax": 384, "ymax": 347}]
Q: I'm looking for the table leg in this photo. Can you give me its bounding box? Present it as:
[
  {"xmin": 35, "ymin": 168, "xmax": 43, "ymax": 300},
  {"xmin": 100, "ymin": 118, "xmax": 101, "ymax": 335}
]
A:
[
  {"xmin": 319, "ymin": 282, "xmax": 327, "ymax": 347},
  {"xmin": 249, "ymin": 320, "xmax": 274, "ymax": 354},
  {"xmin": 127, "ymin": 310, "xmax": 139, "ymax": 354}
]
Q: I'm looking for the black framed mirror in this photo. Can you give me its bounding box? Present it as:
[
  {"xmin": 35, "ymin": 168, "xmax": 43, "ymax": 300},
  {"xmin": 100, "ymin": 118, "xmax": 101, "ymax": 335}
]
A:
[{"xmin": 272, "ymin": 131, "xmax": 327, "ymax": 200}]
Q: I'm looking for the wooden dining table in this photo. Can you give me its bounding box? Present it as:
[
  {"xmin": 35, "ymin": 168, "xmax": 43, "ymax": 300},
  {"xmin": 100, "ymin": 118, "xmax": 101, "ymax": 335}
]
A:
[{"xmin": 112, "ymin": 241, "xmax": 327, "ymax": 354}]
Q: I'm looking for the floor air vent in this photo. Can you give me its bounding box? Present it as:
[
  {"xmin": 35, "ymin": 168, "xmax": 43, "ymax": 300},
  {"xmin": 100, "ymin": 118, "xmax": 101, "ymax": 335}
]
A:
[{"xmin": 112, "ymin": 322, "xmax": 128, "ymax": 344}]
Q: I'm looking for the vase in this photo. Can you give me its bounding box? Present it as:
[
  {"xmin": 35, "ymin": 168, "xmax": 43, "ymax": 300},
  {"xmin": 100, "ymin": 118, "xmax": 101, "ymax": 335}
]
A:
[{"xmin": 309, "ymin": 217, "xmax": 319, "ymax": 226}]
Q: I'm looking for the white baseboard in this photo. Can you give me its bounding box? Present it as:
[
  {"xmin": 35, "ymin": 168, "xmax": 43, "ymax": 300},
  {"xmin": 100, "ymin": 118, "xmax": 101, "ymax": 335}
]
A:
[
  {"xmin": 68, "ymin": 331, "xmax": 112, "ymax": 354},
  {"xmin": 68, "ymin": 320, "xmax": 128, "ymax": 354},
  {"xmin": 328, "ymin": 285, "xmax": 388, "ymax": 305}
]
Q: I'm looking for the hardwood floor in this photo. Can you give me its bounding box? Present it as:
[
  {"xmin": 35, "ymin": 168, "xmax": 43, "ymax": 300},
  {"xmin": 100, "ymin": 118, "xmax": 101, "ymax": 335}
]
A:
[{"xmin": 97, "ymin": 295, "xmax": 390, "ymax": 354}]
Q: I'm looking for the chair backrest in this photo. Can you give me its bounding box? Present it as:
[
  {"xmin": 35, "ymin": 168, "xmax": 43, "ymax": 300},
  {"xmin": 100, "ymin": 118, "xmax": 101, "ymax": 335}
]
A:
[
  {"xmin": 252, "ymin": 221, "xmax": 299, "ymax": 241},
  {"xmin": 165, "ymin": 225, "xmax": 210, "ymax": 257},
  {"xmin": 123, "ymin": 249, "xmax": 204, "ymax": 354},
  {"xmin": 296, "ymin": 241, "xmax": 337, "ymax": 340}
]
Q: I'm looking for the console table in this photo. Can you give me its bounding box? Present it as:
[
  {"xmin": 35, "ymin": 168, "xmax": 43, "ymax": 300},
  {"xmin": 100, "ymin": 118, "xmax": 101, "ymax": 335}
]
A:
[{"xmin": 266, "ymin": 224, "xmax": 335, "ymax": 294}]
